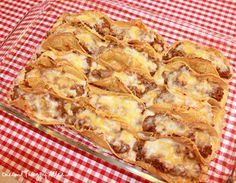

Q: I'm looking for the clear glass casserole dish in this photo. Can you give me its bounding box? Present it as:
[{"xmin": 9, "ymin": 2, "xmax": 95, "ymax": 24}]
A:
[{"xmin": 0, "ymin": 0, "xmax": 236, "ymax": 182}]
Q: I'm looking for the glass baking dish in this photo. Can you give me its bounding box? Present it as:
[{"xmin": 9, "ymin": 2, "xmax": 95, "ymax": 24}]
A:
[{"xmin": 0, "ymin": 0, "xmax": 236, "ymax": 182}]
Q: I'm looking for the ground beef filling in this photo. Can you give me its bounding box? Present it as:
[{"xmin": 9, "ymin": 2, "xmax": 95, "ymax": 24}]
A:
[
  {"xmin": 217, "ymin": 67, "xmax": 232, "ymax": 79},
  {"xmin": 110, "ymin": 140, "xmax": 130, "ymax": 154},
  {"xmin": 142, "ymin": 116, "xmax": 156, "ymax": 132},
  {"xmin": 128, "ymin": 86, "xmax": 143, "ymax": 98},
  {"xmin": 162, "ymin": 71, "xmax": 169, "ymax": 85},
  {"xmin": 94, "ymin": 18, "xmax": 111, "ymax": 37},
  {"xmin": 144, "ymin": 149, "xmax": 200, "ymax": 178},
  {"xmin": 56, "ymin": 101, "xmax": 86, "ymax": 125},
  {"xmin": 162, "ymin": 44, "xmax": 185, "ymax": 60},
  {"xmin": 188, "ymin": 133, "xmax": 213, "ymax": 158},
  {"xmin": 90, "ymin": 69, "xmax": 113, "ymax": 79},
  {"xmin": 146, "ymin": 158, "xmax": 172, "ymax": 173},
  {"xmin": 133, "ymin": 140, "xmax": 145, "ymax": 161},
  {"xmin": 163, "ymin": 50, "xmax": 185, "ymax": 60},
  {"xmin": 80, "ymin": 42, "xmax": 92, "ymax": 55},
  {"xmin": 83, "ymin": 57, "xmax": 93, "ymax": 76},
  {"xmin": 210, "ymin": 86, "xmax": 224, "ymax": 101},
  {"xmin": 199, "ymin": 145, "xmax": 212, "ymax": 158},
  {"xmin": 150, "ymin": 36, "xmax": 166, "ymax": 53},
  {"xmin": 11, "ymin": 86, "xmax": 20, "ymax": 100},
  {"xmin": 131, "ymin": 75, "xmax": 157, "ymax": 97},
  {"xmin": 69, "ymin": 85, "xmax": 85, "ymax": 98}
]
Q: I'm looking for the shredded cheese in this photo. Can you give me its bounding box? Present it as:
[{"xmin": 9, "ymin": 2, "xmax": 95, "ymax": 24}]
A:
[
  {"xmin": 176, "ymin": 42, "xmax": 228, "ymax": 72},
  {"xmin": 90, "ymin": 94, "xmax": 143, "ymax": 131}
]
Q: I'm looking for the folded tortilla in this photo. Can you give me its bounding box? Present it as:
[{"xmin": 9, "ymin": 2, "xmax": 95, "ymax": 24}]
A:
[
  {"xmin": 111, "ymin": 19, "xmax": 168, "ymax": 54},
  {"xmin": 15, "ymin": 57, "xmax": 88, "ymax": 101},
  {"xmin": 9, "ymin": 86, "xmax": 70, "ymax": 125},
  {"xmin": 154, "ymin": 60, "xmax": 228, "ymax": 106},
  {"xmin": 142, "ymin": 86, "xmax": 224, "ymax": 135},
  {"xmin": 164, "ymin": 57, "xmax": 220, "ymax": 77},
  {"xmin": 143, "ymin": 106, "xmax": 219, "ymax": 162},
  {"xmin": 53, "ymin": 11, "xmax": 113, "ymax": 38},
  {"xmin": 135, "ymin": 136, "xmax": 208, "ymax": 183},
  {"xmin": 163, "ymin": 40, "xmax": 232, "ymax": 79},
  {"xmin": 88, "ymin": 85, "xmax": 145, "ymax": 132}
]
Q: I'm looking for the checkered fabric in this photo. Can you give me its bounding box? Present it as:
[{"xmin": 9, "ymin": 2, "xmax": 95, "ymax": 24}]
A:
[{"xmin": 0, "ymin": 0, "xmax": 236, "ymax": 182}]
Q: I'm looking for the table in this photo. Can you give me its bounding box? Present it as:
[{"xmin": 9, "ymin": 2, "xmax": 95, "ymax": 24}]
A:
[{"xmin": 0, "ymin": 0, "xmax": 236, "ymax": 182}]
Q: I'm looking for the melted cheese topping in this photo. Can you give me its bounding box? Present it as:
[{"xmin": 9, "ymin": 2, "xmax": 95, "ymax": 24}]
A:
[
  {"xmin": 114, "ymin": 72, "xmax": 145, "ymax": 92},
  {"xmin": 78, "ymin": 110, "xmax": 121, "ymax": 139},
  {"xmin": 167, "ymin": 66, "xmax": 214, "ymax": 98},
  {"xmin": 66, "ymin": 14, "xmax": 103, "ymax": 27},
  {"xmin": 90, "ymin": 94, "xmax": 143, "ymax": 131},
  {"xmin": 111, "ymin": 24, "xmax": 154, "ymax": 43},
  {"xmin": 61, "ymin": 53, "xmax": 89, "ymax": 71},
  {"xmin": 154, "ymin": 115, "xmax": 189, "ymax": 135},
  {"xmin": 115, "ymin": 130, "xmax": 137, "ymax": 161},
  {"xmin": 124, "ymin": 47, "xmax": 157, "ymax": 73},
  {"xmin": 90, "ymin": 61, "xmax": 106, "ymax": 71},
  {"xmin": 127, "ymin": 26, "xmax": 141, "ymax": 40},
  {"xmin": 144, "ymin": 138, "xmax": 200, "ymax": 177},
  {"xmin": 41, "ymin": 51, "xmax": 89, "ymax": 72},
  {"xmin": 160, "ymin": 92, "xmax": 213, "ymax": 121},
  {"xmin": 141, "ymin": 90, "xmax": 158, "ymax": 107},
  {"xmin": 143, "ymin": 109, "xmax": 155, "ymax": 118},
  {"xmin": 44, "ymin": 70, "xmax": 86, "ymax": 97},
  {"xmin": 176, "ymin": 42, "xmax": 228, "ymax": 72},
  {"xmin": 156, "ymin": 90, "xmax": 181, "ymax": 105},
  {"xmin": 142, "ymin": 88, "xmax": 214, "ymax": 122},
  {"xmin": 144, "ymin": 139, "xmax": 182, "ymax": 165},
  {"xmin": 24, "ymin": 93, "xmax": 65, "ymax": 123},
  {"xmin": 140, "ymin": 32, "xmax": 155, "ymax": 43},
  {"xmin": 27, "ymin": 68, "xmax": 86, "ymax": 98},
  {"xmin": 111, "ymin": 25, "xmax": 125, "ymax": 37},
  {"xmin": 76, "ymin": 30, "xmax": 108, "ymax": 54},
  {"xmin": 194, "ymin": 130, "xmax": 210, "ymax": 147}
]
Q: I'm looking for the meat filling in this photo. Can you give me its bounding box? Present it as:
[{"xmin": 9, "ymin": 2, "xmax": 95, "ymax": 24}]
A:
[
  {"xmin": 210, "ymin": 86, "xmax": 224, "ymax": 101},
  {"xmin": 217, "ymin": 67, "xmax": 231, "ymax": 79},
  {"xmin": 133, "ymin": 140, "xmax": 145, "ymax": 161},
  {"xmin": 162, "ymin": 43, "xmax": 185, "ymax": 60},
  {"xmin": 128, "ymin": 76, "xmax": 156, "ymax": 97},
  {"xmin": 11, "ymin": 86, "xmax": 20, "ymax": 100},
  {"xmin": 110, "ymin": 141, "xmax": 130, "ymax": 154},
  {"xmin": 80, "ymin": 42, "xmax": 92, "ymax": 55},
  {"xmin": 142, "ymin": 116, "xmax": 156, "ymax": 132},
  {"xmin": 90, "ymin": 69, "xmax": 113, "ymax": 79},
  {"xmin": 163, "ymin": 50, "xmax": 185, "ymax": 60},
  {"xmin": 94, "ymin": 18, "xmax": 111, "ymax": 36},
  {"xmin": 199, "ymin": 145, "xmax": 212, "ymax": 158},
  {"xmin": 150, "ymin": 36, "xmax": 166, "ymax": 53},
  {"xmin": 69, "ymin": 85, "xmax": 85, "ymax": 98}
]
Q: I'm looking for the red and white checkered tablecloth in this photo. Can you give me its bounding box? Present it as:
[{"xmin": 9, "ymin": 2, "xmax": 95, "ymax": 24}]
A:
[{"xmin": 0, "ymin": 0, "xmax": 236, "ymax": 182}]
